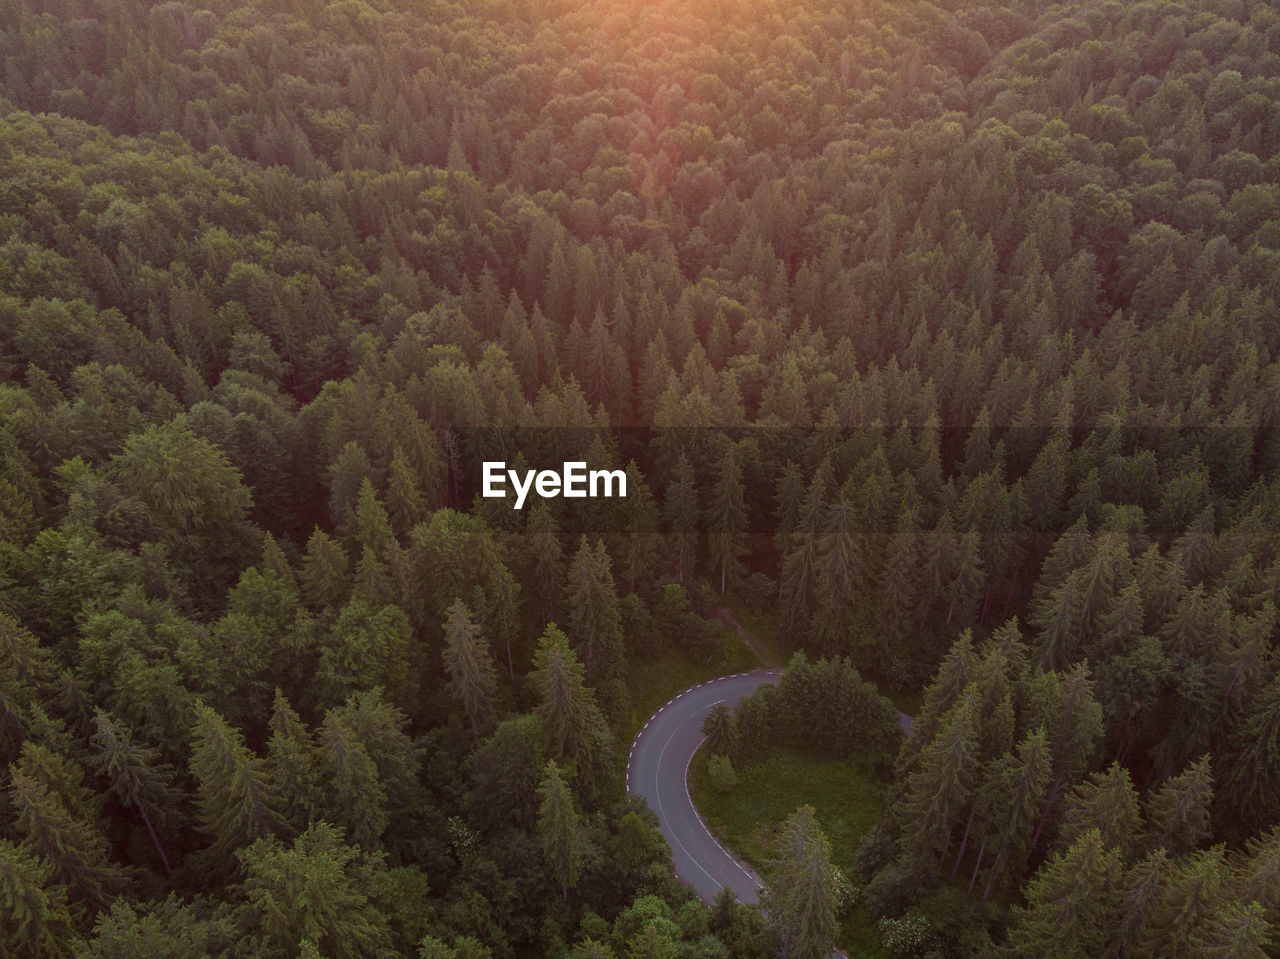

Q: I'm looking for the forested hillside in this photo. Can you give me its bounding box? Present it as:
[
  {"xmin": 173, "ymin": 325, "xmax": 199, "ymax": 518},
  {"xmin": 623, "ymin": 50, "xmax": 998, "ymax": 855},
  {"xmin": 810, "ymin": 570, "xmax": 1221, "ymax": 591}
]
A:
[{"xmin": 1, "ymin": 0, "xmax": 1279, "ymax": 954}]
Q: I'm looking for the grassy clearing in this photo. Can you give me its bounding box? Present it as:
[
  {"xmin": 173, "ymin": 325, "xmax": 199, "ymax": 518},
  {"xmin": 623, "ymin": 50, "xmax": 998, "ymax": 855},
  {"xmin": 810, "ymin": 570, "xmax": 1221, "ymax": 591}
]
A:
[
  {"xmin": 620, "ymin": 623, "xmax": 761, "ymax": 742},
  {"xmin": 689, "ymin": 745, "xmax": 893, "ymax": 958},
  {"xmin": 723, "ymin": 600, "xmax": 788, "ymax": 668}
]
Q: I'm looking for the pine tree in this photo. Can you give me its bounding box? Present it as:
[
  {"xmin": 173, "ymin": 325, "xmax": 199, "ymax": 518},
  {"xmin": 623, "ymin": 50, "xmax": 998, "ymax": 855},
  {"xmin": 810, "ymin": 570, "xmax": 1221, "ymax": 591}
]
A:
[
  {"xmin": 265, "ymin": 690, "xmax": 320, "ymax": 832},
  {"xmin": 662, "ymin": 453, "xmax": 699, "ymax": 584},
  {"xmin": 1003, "ymin": 829, "xmax": 1122, "ymax": 959},
  {"xmin": 525, "ymin": 501, "xmax": 564, "ymax": 623},
  {"xmin": 1188, "ymin": 900, "xmax": 1272, "ymax": 959},
  {"xmin": 531, "ymin": 624, "xmax": 592, "ymax": 766},
  {"xmin": 1143, "ymin": 756, "xmax": 1212, "ymax": 857},
  {"xmin": 811, "ymin": 498, "xmax": 863, "ymax": 654},
  {"xmin": 879, "ymin": 506, "xmax": 922, "ymax": 652},
  {"xmin": 488, "ymin": 561, "xmax": 521, "ymax": 680},
  {"xmin": 616, "ymin": 461, "xmax": 659, "ymax": 592},
  {"xmin": 442, "ymin": 598, "xmax": 498, "ymax": 741},
  {"xmin": 565, "ymin": 538, "xmax": 625, "ymax": 696},
  {"xmin": 705, "ymin": 447, "xmax": 748, "ymax": 594},
  {"xmin": 975, "ymin": 727, "xmax": 1051, "ymax": 901},
  {"xmin": 780, "ymin": 461, "xmax": 830, "ymax": 637},
  {"xmin": 570, "ymin": 940, "xmax": 617, "ymax": 959},
  {"xmin": 899, "ymin": 690, "xmax": 980, "ymax": 874},
  {"xmin": 300, "ymin": 528, "xmax": 350, "ymax": 613},
  {"xmin": 188, "ymin": 701, "xmax": 286, "ymax": 867},
  {"xmin": 387, "ymin": 447, "xmax": 428, "ymax": 538},
  {"xmin": 89, "ymin": 709, "xmax": 179, "ymax": 876},
  {"xmin": 895, "ymin": 629, "xmax": 976, "ymax": 782},
  {"xmin": 7, "ymin": 756, "xmax": 123, "ymax": 908},
  {"xmin": 238, "ymin": 822, "xmax": 393, "ymax": 958},
  {"xmin": 625, "ymin": 924, "xmax": 677, "ymax": 959},
  {"xmin": 0, "ymin": 839, "xmax": 81, "ymax": 958},
  {"xmin": 702, "ymin": 702, "xmax": 740, "ymax": 762},
  {"xmin": 761, "ymin": 805, "xmax": 841, "ymax": 959},
  {"xmin": 538, "ymin": 760, "xmax": 583, "ymax": 900},
  {"xmin": 1059, "ymin": 762, "xmax": 1142, "ymax": 860},
  {"xmin": 1218, "ymin": 673, "xmax": 1280, "ymax": 840},
  {"xmin": 317, "ymin": 712, "xmax": 388, "ymax": 851},
  {"xmin": 1031, "ymin": 663, "xmax": 1104, "ymax": 853},
  {"xmin": 1138, "ymin": 848, "xmax": 1231, "ymax": 959}
]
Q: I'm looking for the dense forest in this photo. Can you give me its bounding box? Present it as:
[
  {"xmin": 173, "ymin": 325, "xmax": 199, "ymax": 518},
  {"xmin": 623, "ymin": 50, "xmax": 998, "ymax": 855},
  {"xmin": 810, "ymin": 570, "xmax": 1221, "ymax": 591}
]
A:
[{"xmin": 2, "ymin": 0, "xmax": 1280, "ymax": 954}]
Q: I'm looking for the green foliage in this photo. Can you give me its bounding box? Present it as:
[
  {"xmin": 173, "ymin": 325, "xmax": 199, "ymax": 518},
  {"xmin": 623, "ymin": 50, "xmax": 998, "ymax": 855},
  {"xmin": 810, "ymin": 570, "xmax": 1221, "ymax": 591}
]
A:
[
  {"xmin": 1, "ymin": 0, "xmax": 1280, "ymax": 951},
  {"xmin": 761, "ymin": 805, "xmax": 841, "ymax": 959},
  {"xmin": 705, "ymin": 754, "xmax": 737, "ymax": 795},
  {"xmin": 0, "ymin": 838, "xmax": 82, "ymax": 958},
  {"xmin": 538, "ymin": 760, "xmax": 583, "ymax": 899},
  {"xmin": 442, "ymin": 598, "xmax": 498, "ymax": 742},
  {"xmin": 188, "ymin": 702, "xmax": 286, "ymax": 869},
  {"xmin": 237, "ymin": 822, "xmax": 395, "ymax": 958}
]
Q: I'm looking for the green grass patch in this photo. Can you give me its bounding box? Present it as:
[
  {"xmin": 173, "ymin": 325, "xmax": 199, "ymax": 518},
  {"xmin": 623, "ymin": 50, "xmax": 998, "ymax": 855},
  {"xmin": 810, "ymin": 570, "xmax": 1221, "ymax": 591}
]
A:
[
  {"xmin": 689, "ymin": 745, "xmax": 893, "ymax": 958},
  {"xmin": 620, "ymin": 625, "xmax": 760, "ymax": 742}
]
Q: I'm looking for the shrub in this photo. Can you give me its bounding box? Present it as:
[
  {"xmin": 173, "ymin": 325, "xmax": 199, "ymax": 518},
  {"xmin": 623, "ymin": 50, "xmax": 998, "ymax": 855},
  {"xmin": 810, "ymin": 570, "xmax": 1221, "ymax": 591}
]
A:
[{"xmin": 707, "ymin": 753, "xmax": 738, "ymax": 793}]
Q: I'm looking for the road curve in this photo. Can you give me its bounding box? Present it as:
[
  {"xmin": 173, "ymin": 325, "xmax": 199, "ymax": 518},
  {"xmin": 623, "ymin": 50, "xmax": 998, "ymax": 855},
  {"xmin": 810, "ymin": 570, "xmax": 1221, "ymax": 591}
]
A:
[{"xmin": 626, "ymin": 670, "xmax": 781, "ymax": 904}]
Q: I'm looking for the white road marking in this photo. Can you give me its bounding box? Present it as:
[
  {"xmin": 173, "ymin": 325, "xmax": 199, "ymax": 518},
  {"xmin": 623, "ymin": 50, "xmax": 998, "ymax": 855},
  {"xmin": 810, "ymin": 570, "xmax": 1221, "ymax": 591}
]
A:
[
  {"xmin": 629, "ymin": 673, "xmax": 783, "ymax": 900},
  {"xmin": 655, "ymin": 721, "xmax": 725, "ymax": 892}
]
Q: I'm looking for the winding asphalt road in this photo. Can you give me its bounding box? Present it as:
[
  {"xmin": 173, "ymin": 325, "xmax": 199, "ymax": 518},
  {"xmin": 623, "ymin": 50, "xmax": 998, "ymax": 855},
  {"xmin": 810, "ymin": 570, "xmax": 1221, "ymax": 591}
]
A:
[{"xmin": 626, "ymin": 670, "xmax": 781, "ymax": 904}]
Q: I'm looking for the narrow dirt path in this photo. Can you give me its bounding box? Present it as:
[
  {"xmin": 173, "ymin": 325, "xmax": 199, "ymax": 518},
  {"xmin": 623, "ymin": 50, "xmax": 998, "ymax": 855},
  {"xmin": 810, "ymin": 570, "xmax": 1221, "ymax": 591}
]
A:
[{"xmin": 713, "ymin": 605, "xmax": 778, "ymax": 668}]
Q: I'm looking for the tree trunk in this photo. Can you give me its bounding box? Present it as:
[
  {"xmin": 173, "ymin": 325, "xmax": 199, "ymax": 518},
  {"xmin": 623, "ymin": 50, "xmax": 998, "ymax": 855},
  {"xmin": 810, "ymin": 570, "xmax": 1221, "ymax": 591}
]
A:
[
  {"xmin": 139, "ymin": 805, "xmax": 172, "ymax": 877},
  {"xmin": 1030, "ymin": 780, "xmax": 1063, "ymax": 852},
  {"xmin": 969, "ymin": 838, "xmax": 988, "ymax": 895},
  {"xmin": 980, "ymin": 846, "xmax": 1000, "ymax": 902},
  {"xmin": 951, "ymin": 807, "xmax": 975, "ymax": 881}
]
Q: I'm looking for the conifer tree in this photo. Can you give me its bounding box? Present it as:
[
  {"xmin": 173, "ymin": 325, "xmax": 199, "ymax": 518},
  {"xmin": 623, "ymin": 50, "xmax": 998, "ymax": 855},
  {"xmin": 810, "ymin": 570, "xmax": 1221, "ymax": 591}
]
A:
[
  {"xmin": 538, "ymin": 760, "xmax": 583, "ymax": 900},
  {"xmin": 779, "ymin": 462, "xmax": 829, "ymax": 636},
  {"xmin": 531, "ymin": 625, "xmax": 592, "ymax": 766},
  {"xmin": 7, "ymin": 750, "xmax": 124, "ymax": 909},
  {"xmin": 525, "ymin": 501, "xmax": 564, "ymax": 623},
  {"xmin": 188, "ymin": 701, "xmax": 286, "ymax": 867},
  {"xmin": 1218, "ymin": 671, "xmax": 1280, "ymax": 841},
  {"xmin": 705, "ymin": 447, "xmax": 748, "ymax": 594},
  {"xmin": 265, "ymin": 690, "xmax": 320, "ymax": 832},
  {"xmin": 442, "ymin": 598, "xmax": 498, "ymax": 741},
  {"xmin": 1143, "ymin": 756, "xmax": 1213, "ymax": 857},
  {"xmin": 662, "ymin": 453, "xmax": 699, "ymax": 584},
  {"xmin": 761, "ymin": 805, "xmax": 840, "ymax": 959},
  {"xmin": 899, "ymin": 690, "xmax": 980, "ymax": 874},
  {"xmin": 895, "ymin": 629, "xmax": 977, "ymax": 782},
  {"xmin": 89, "ymin": 709, "xmax": 179, "ymax": 876},
  {"xmin": 1059, "ymin": 762, "xmax": 1142, "ymax": 859},
  {"xmin": 974, "ymin": 727, "xmax": 1051, "ymax": 901},
  {"xmin": 318, "ymin": 712, "xmax": 388, "ymax": 851},
  {"xmin": 300, "ymin": 528, "xmax": 350, "ymax": 613},
  {"xmin": 0, "ymin": 839, "xmax": 81, "ymax": 959},
  {"xmin": 238, "ymin": 822, "xmax": 393, "ymax": 958},
  {"xmin": 565, "ymin": 537, "xmax": 624, "ymax": 694},
  {"xmin": 702, "ymin": 702, "xmax": 740, "ymax": 762},
  {"xmin": 1003, "ymin": 829, "xmax": 1122, "ymax": 959},
  {"xmin": 387, "ymin": 447, "xmax": 428, "ymax": 537},
  {"xmin": 811, "ymin": 498, "xmax": 863, "ymax": 654}
]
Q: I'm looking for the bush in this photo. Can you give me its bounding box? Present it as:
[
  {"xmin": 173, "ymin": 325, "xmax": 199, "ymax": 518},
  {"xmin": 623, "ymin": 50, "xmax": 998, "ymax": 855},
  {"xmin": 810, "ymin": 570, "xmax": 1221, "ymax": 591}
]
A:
[
  {"xmin": 706, "ymin": 753, "xmax": 737, "ymax": 793},
  {"xmin": 878, "ymin": 910, "xmax": 943, "ymax": 958}
]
